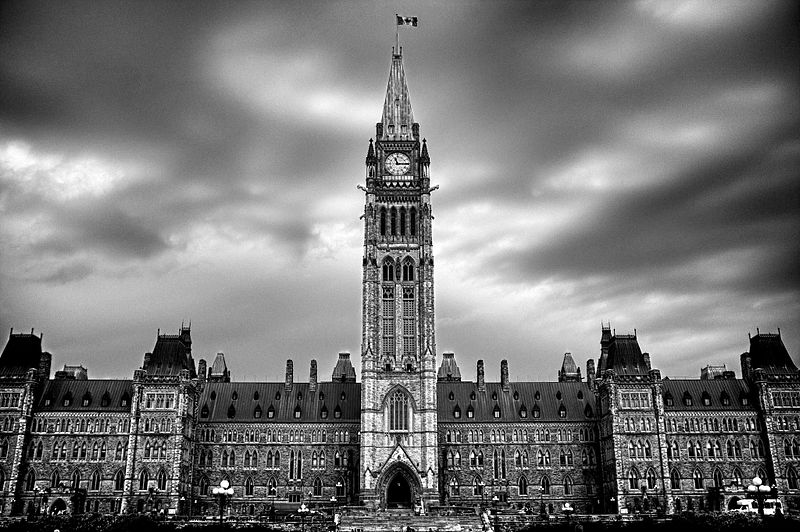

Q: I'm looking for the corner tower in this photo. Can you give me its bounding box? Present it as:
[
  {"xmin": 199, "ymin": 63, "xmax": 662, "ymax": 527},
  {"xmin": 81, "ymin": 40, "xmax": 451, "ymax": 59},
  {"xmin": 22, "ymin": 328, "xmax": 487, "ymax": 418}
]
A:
[{"xmin": 360, "ymin": 48, "xmax": 438, "ymax": 509}]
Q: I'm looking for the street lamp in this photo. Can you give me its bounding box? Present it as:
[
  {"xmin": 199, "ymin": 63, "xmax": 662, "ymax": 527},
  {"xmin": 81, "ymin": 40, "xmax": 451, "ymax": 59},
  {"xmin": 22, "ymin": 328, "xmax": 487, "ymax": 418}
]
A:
[
  {"xmin": 33, "ymin": 486, "xmax": 40, "ymax": 517},
  {"xmin": 298, "ymin": 502, "xmax": 310, "ymax": 532},
  {"xmin": 268, "ymin": 484, "xmax": 277, "ymax": 522},
  {"xmin": 609, "ymin": 497, "xmax": 616, "ymax": 514},
  {"xmin": 478, "ymin": 480, "xmax": 485, "ymax": 509},
  {"xmin": 335, "ymin": 481, "xmax": 343, "ymax": 504},
  {"xmin": 212, "ymin": 479, "xmax": 234, "ymax": 524},
  {"xmin": 746, "ymin": 476, "xmax": 771, "ymax": 516},
  {"xmin": 538, "ymin": 486, "xmax": 545, "ymax": 517}
]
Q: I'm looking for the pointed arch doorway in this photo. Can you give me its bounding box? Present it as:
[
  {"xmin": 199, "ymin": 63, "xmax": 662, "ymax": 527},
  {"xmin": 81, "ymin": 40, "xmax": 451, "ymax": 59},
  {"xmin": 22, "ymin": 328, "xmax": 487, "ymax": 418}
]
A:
[{"xmin": 380, "ymin": 462, "xmax": 420, "ymax": 510}]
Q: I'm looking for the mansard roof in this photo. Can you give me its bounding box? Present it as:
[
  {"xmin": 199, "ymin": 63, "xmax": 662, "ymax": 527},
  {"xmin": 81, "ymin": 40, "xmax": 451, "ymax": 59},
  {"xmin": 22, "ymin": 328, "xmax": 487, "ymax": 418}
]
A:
[
  {"xmin": 198, "ymin": 381, "xmax": 360, "ymax": 423},
  {"xmin": 437, "ymin": 381, "xmax": 594, "ymax": 423},
  {"xmin": 749, "ymin": 332, "xmax": 798, "ymax": 373},
  {"xmin": 331, "ymin": 353, "xmax": 356, "ymax": 382},
  {"xmin": 144, "ymin": 327, "xmax": 197, "ymax": 377},
  {"xmin": 37, "ymin": 379, "xmax": 133, "ymax": 412},
  {"xmin": 662, "ymin": 378, "xmax": 755, "ymax": 412},
  {"xmin": 437, "ymin": 352, "xmax": 462, "ymax": 381},
  {"xmin": 0, "ymin": 331, "xmax": 43, "ymax": 376},
  {"xmin": 605, "ymin": 333, "xmax": 648, "ymax": 375}
]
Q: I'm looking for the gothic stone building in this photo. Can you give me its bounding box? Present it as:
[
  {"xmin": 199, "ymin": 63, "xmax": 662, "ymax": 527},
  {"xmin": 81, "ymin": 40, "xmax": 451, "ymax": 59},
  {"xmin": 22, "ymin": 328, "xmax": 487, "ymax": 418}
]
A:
[{"xmin": 1, "ymin": 50, "xmax": 799, "ymax": 518}]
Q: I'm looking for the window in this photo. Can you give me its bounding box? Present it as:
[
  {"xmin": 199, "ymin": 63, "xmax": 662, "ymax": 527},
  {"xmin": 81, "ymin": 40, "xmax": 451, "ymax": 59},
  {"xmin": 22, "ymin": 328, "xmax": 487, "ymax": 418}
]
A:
[
  {"xmin": 665, "ymin": 394, "xmax": 674, "ymax": 406},
  {"xmin": 564, "ymin": 476, "xmax": 573, "ymax": 495},
  {"xmin": 71, "ymin": 469, "xmax": 81, "ymax": 490},
  {"xmin": 113, "ymin": 469, "xmax": 124, "ymax": 491},
  {"xmin": 518, "ymin": 476, "xmax": 528, "ymax": 496},
  {"xmin": 82, "ymin": 393, "xmax": 92, "ymax": 407},
  {"xmin": 646, "ymin": 468, "xmax": 657, "ymax": 489},
  {"xmin": 493, "ymin": 405, "xmax": 501, "ymax": 418},
  {"xmin": 789, "ymin": 467, "xmax": 799, "ymax": 490},
  {"xmin": 382, "ymin": 285, "xmax": 395, "ymax": 357},
  {"xmin": 449, "ymin": 477, "xmax": 459, "ymax": 497},
  {"xmin": 382, "ymin": 258, "xmax": 395, "ymax": 281},
  {"xmin": 402, "ymin": 258, "xmax": 414, "ymax": 281},
  {"xmin": 558, "ymin": 405, "xmax": 567, "ymax": 418},
  {"xmin": 267, "ymin": 405, "xmax": 275, "ymax": 419},
  {"xmin": 313, "ymin": 477, "xmax": 323, "ymax": 496},
  {"xmin": 294, "ymin": 406, "xmax": 302, "ymax": 419},
  {"xmin": 453, "ymin": 405, "xmax": 461, "ymax": 419},
  {"xmin": 693, "ymin": 470, "xmax": 704, "ymax": 489},
  {"xmin": 90, "ymin": 470, "xmax": 101, "ymax": 491},
  {"xmin": 629, "ymin": 469, "xmax": 640, "ymax": 489},
  {"xmin": 683, "ymin": 392, "xmax": 693, "ymax": 406},
  {"xmin": 670, "ymin": 469, "xmax": 681, "ymax": 490},
  {"xmin": 713, "ymin": 469, "xmax": 723, "ymax": 488},
  {"xmin": 389, "ymin": 391, "xmax": 410, "ymax": 432},
  {"xmin": 25, "ymin": 470, "xmax": 36, "ymax": 491},
  {"xmin": 541, "ymin": 476, "xmax": 550, "ymax": 495},
  {"xmin": 245, "ymin": 476, "xmax": 254, "ymax": 496},
  {"xmin": 467, "ymin": 406, "xmax": 474, "ymax": 419},
  {"xmin": 402, "ymin": 286, "xmax": 415, "ymax": 358}
]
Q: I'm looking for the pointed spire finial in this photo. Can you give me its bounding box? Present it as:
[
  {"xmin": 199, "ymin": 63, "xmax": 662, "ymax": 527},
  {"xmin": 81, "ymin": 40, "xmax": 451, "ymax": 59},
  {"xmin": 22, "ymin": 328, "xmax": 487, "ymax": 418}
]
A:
[
  {"xmin": 367, "ymin": 138, "xmax": 375, "ymax": 161},
  {"xmin": 420, "ymin": 138, "xmax": 430, "ymax": 163}
]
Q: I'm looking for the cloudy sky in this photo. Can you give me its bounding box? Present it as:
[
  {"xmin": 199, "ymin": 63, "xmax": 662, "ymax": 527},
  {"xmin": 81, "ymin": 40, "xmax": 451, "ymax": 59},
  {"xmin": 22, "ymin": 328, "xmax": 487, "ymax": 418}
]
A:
[{"xmin": 1, "ymin": 0, "xmax": 798, "ymax": 382}]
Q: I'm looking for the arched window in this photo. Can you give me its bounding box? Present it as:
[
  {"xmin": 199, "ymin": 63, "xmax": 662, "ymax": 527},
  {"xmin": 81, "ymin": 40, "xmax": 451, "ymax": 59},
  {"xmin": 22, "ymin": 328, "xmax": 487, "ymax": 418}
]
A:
[
  {"xmin": 138, "ymin": 469, "xmax": 149, "ymax": 491},
  {"xmin": 713, "ymin": 469, "xmax": 723, "ymax": 488},
  {"xmin": 399, "ymin": 207, "xmax": 406, "ymax": 235},
  {"xmin": 644, "ymin": 440, "xmax": 652, "ymax": 458},
  {"xmin": 541, "ymin": 476, "xmax": 550, "ymax": 495},
  {"xmin": 157, "ymin": 469, "xmax": 167, "ymax": 491},
  {"xmin": 390, "ymin": 207, "xmax": 397, "ymax": 235},
  {"xmin": 789, "ymin": 467, "xmax": 799, "ymax": 490},
  {"xmin": 245, "ymin": 476, "xmax": 254, "ymax": 496},
  {"xmin": 402, "ymin": 258, "xmax": 414, "ymax": 281},
  {"xmin": 646, "ymin": 468, "xmax": 657, "ymax": 489},
  {"xmin": 473, "ymin": 476, "xmax": 483, "ymax": 496},
  {"xmin": 25, "ymin": 469, "xmax": 36, "ymax": 491},
  {"xmin": 313, "ymin": 477, "xmax": 323, "ymax": 496},
  {"xmin": 71, "ymin": 469, "xmax": 81, "ymax": 490},
  {"xmin": 518, "ymin": 476, "xmax": 528, "ymax": 496},
  {"xmin": 114, "ymin": 469, "xmax": 124, "ymax": 491},
  {"xmin": 564, "ymin": 476, "xmax": 573, "ymax": 495},
  {"xmin": 449, "ymin": 477, "xmax": 459, "ymax": 497},
  {"xmin": 670, "ymin": 469, "xmax": 681, "ymax": 490},
  {"xmin": 693, "ymin": 469, "xmax": 704, "ymax": 489},
  {"xmin": 382, "ymin": 258, "xmax": 395, "ymax": 282},
  {"xmin": 389, "ymin": 391, "xmax": 410, "ymax": 432},
  {"xmin": 200, "ymin": 476, "xmax": 209, "ymax": 496},
  {"xmin": 409, "ymin": 207, "xmax": 417, "ymax": 236},
  {"xmin": 51, "ymin": 469, "xmax": 60, "ymax": 488},
  {"xmin": 90, "ymin": 470, "xmax": 101, "ymax": 491},
  {"xmin": 628, "ymin": 468, "xmax": 640, "ymax": 489},
  {"xmin": 380, "ymin": 207, "xmax": 387, "ymax": 236}
]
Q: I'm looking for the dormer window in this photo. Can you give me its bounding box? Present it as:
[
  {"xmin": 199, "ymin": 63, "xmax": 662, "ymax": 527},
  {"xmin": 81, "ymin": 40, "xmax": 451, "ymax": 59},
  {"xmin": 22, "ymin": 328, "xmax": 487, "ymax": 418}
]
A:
[
  {"xmin": 720, "ymin": 392, "xmax": 731, "ymax": 406},
  {"xmin": 702, "ymin": 392, "xmax": 711, "ymax": 406},
  {"xmin": 665, "ymin": 394, "xmax": 674, "ymax": 407},
  {"xmin": 82, "ymin": 393, "xmax": 91, "ymax": 407},
  {"xmin": 253, "ymin": 391, "xmax": 260, "ymax": 401},
  {"xmin": 533, "ymin": 404, "xmax": 541, "ymax": 418},
  {"xmin": 321, "ymin": 405, "xmax": 329, "ymax": 419},
  {"xmin": 232, "ymin": 391, "xmax": 238, "ymax": 401},
  {"xmin": 513, "ymin": 391, "xmax": 519, "ymax": 401},
  {"xmin": 294, "ymin": 406, "xmax": 302, "ymax": 419},
  {"xmin": 63, "ymin": 393, "xmax": 73, "ymax": 407},
  {"xmin": 492, "ymin": 405, "xmax": 501, "ymax": 419},
  {"xmin": 577, "ymin": 390, "xmax": 584, "ymax": 400},
  {"xmin": 559, "ymin": 405, "xmax": 567, "ymax": 418},
  {"xmin": 100, "ymin": 392, "xmax": 111, "ymax": 407},
  {"xmin": 210, "ymin": 391, "xmax": 216, "ymax": 401},
  {"xmin": 491, "ymin": 392, "xmax": 497, "ymax": 400},
  {"xmin": 683, "ymin": 392, "xmax": 693, "ymax": 406},
  {"xmin": 267, "ymin": 405, "xmax": 275, "ymax": 419},
  {"xmin": 44, "ymin": 397, "xmax": 52, "ymax": 407},
  {"xmin": 470, "ymin": 391, "xmax": 476, "ymax": 401},
  {"xmin": 534, "ymin": 391, "xmax": 541, "ymax": 400},
  {"xmin": 466, "ymin": 406, "xmax": 474, "ymax": 419},
  {"xmin": 254, "ymin": 405, "xmax": 262, "ymax": 419},
  {"xmin": 120, "ymin": 393, "xmax": 130, "ymax": 408},
  {"xmin": 453, "ymin": 405, "xmax": 461, "ymax": 419},
  {"xmin": 448, "ymin": 391, "xmax": 454, "ymax": 401},
  {"xmin": 200, "ymin": 404, "xmax": 209, "ymax": 418},
  {"xmin": 584, "ymin": 404, "xmax": 594, "ymax": 418},
  {"xmin": 341, "ymin": 392, "xmax": 346, "ymax": 401},
  {"xmin": 227, "ymin": 405, "xmax": 236, "ymax": 419},
  {"xmin": 275, "ymin": 391, "xmax": 281, "ymax": 400},
  {"xmin": 297, "ymin": 392, "xmax": 302, "ymax": 401},
  {"xmin": 519, "ymin": 406, "xmax": 528, "ymax": 418},
  {"xmin": 334, "ymin": 405, "xmax": 342, "ymax": 419},
  {"xmin": 741, "ymin": 396, "xmax": 749, "ymax": 406},
  {"xmin": 556, "ymin": 391, "xmax": 562, "ymax": 400}
]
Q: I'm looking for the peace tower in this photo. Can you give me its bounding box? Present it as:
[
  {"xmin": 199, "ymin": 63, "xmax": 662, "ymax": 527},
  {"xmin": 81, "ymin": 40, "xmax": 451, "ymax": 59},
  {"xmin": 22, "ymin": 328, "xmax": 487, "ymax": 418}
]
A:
[{"xmin": 358, "ymin": 47, "xmax": 439, "ymax": 509}]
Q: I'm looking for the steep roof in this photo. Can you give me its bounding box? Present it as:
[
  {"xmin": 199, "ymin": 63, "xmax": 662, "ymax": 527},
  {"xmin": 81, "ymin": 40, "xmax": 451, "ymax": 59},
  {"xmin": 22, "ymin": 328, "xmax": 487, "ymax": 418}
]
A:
[
  {"xmin": 0, "ymin": 332, "xmax": 43, "ymax": 376},
  {"xmin": 437, "ymin": 352, "xmax": 462, "ymax": 381},
  {"xmin": 331, "ymin": 353, "xmax": 356, "ymax": 382},
  {"xmin": 749, "ymin": 333, "xmax": 798, "ymax": 373},
  {"xmin": 145, "ymin": 328, "xmax": 196, "ymax": 377},
  {"xmin": 437, "ymin": 381, "xmax": 595, "ymax": 423},
  {"xmin": 605, "ymin": 334, "xmax": 648, "ymax": 375},
  {"xmin": 37, "ymin": 379, "xmax": 133, "ymax": 412},
  {"xmin": 197, "ymin": 381, "xmax": 360, "ymax": 423},
  {"xmin": 662, "ymin": 379, "xmax": 755, "ymax": 412},
  {"xmin": 380, "ymin": 51, "xmax": 415, "ymax": 141}
]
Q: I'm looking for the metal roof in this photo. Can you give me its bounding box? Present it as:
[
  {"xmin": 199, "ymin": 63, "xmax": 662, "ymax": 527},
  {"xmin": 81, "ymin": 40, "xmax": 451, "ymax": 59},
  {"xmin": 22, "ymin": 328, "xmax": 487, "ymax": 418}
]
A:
[
  {"xmin": 37, "ymin": 379, "xmax": 133, "ymax": 412},
  {"xmin": 662, "ymin": 378, "xmax": 755, "ymax": 412}
]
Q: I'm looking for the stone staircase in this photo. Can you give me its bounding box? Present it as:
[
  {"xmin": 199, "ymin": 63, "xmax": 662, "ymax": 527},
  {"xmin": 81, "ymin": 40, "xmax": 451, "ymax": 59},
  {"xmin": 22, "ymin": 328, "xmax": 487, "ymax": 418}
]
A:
[{"xmin": 339, "ymin": 511, "xmax": 484, "ymax": 532}]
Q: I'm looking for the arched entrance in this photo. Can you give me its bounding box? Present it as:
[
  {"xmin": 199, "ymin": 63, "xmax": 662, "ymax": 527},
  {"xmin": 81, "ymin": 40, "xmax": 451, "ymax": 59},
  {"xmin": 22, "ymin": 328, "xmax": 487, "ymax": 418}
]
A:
[
  {"xmin": 50, "ymin": 498, "xmax": 67, "ymax": 515},
  {"xmin": 380, "ymin": 462, "xmax": 420, "ymax": 510},
  {"xmin": 387, "ymin": 473, "xmax": 412, "ymax": 508}
]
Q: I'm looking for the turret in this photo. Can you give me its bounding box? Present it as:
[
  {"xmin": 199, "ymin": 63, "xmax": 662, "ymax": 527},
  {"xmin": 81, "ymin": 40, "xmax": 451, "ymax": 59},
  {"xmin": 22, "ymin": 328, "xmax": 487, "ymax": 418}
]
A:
[
  {"xmin": 437, "ymin": 352, "xmax": 461, "ymax": 382},
  {"xmin": 558, "ymin": 352, "xmax": 582, "ymax": 382}
]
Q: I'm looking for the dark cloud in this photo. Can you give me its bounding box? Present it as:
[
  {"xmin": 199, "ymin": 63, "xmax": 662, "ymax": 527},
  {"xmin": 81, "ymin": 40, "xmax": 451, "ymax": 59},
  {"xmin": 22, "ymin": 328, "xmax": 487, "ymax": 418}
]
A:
[{"xmin": 0, "ymin": 0, "xmax": 798, "ymax": 379}]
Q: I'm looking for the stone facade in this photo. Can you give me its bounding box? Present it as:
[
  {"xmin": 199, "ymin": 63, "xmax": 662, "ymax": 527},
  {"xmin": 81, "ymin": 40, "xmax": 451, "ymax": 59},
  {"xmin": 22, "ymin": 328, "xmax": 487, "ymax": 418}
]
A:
[{"xmin": 1, "ymin": 50, "xmax": 798, "ymax": 518}]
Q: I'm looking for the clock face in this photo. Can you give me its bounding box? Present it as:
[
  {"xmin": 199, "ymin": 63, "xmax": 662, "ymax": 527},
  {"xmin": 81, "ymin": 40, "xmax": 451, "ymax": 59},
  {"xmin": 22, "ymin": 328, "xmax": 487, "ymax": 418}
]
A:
[{"xmin": 385, "ymin": 152, "xmax": 410, "ymax": 175}]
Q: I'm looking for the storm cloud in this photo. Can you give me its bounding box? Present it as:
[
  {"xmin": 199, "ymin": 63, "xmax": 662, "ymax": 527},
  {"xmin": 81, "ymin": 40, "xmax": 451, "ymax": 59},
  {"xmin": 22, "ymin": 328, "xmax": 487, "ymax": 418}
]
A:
[{"xmin": 0, "ymin": 0, "xmax": 797, "ymax": 381}]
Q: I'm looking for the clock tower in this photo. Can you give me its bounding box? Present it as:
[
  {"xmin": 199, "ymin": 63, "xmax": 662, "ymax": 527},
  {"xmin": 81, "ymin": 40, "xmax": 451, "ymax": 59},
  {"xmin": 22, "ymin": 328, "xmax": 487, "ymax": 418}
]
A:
[{"xmin": 359, "ymin": 47, "xmax": 438, "ymax": 509}]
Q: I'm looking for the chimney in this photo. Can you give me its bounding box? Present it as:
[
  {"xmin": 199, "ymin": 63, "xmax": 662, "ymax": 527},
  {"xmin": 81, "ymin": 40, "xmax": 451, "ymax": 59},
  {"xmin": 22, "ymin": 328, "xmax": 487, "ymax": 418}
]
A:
[
  {"xmin": 198, "ymin": 359, "xmax": 207, "ymax": 382},
  {"xmin": 477, "ymin": 360, "xmax": 485, "ymax": 392},
  {"xmin": 587, "ymin": 359, "xmax": 596, "ymax": 388},
  {"xmin": 500, "ymin": 359, "xmax": 510, "ymax": 391},
  {"xmin": 309, "ymin": 360, "xmax": 318, "ymax": 393},
  {"xmin": 285, "ymin": 359, "xmax": 294, "ymax": 391},
  {"xmin": 39, "ymin": 352, "xmax": 52, "ymax": 380},
  {"xmin": 643, "ymin": 352, "xmax": 651, "ymax": 371},
  {"xmin": 740, "ymin": 352, "xmax": 752, "ymax": 380}
]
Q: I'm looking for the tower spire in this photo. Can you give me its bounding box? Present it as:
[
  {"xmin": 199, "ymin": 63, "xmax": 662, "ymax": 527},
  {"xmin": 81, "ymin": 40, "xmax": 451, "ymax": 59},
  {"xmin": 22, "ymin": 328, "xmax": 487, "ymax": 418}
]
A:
[{"xmin": 380, "ymin": 51, "xmax": 415, "ymax": 141}]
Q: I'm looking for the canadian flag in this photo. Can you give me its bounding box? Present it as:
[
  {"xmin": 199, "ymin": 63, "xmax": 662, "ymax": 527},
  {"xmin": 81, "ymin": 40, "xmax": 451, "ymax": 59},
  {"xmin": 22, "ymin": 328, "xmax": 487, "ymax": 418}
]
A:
[{"xmin": 396, "ymin": 15, "xmax": 419, "ymax": 27}]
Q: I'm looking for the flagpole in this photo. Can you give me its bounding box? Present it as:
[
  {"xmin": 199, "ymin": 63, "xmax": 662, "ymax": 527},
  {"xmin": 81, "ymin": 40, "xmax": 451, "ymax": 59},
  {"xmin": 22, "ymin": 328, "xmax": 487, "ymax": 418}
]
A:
[{"xmin": 395, "ymin": 14, "xmax": 400, "ymax": 55}]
